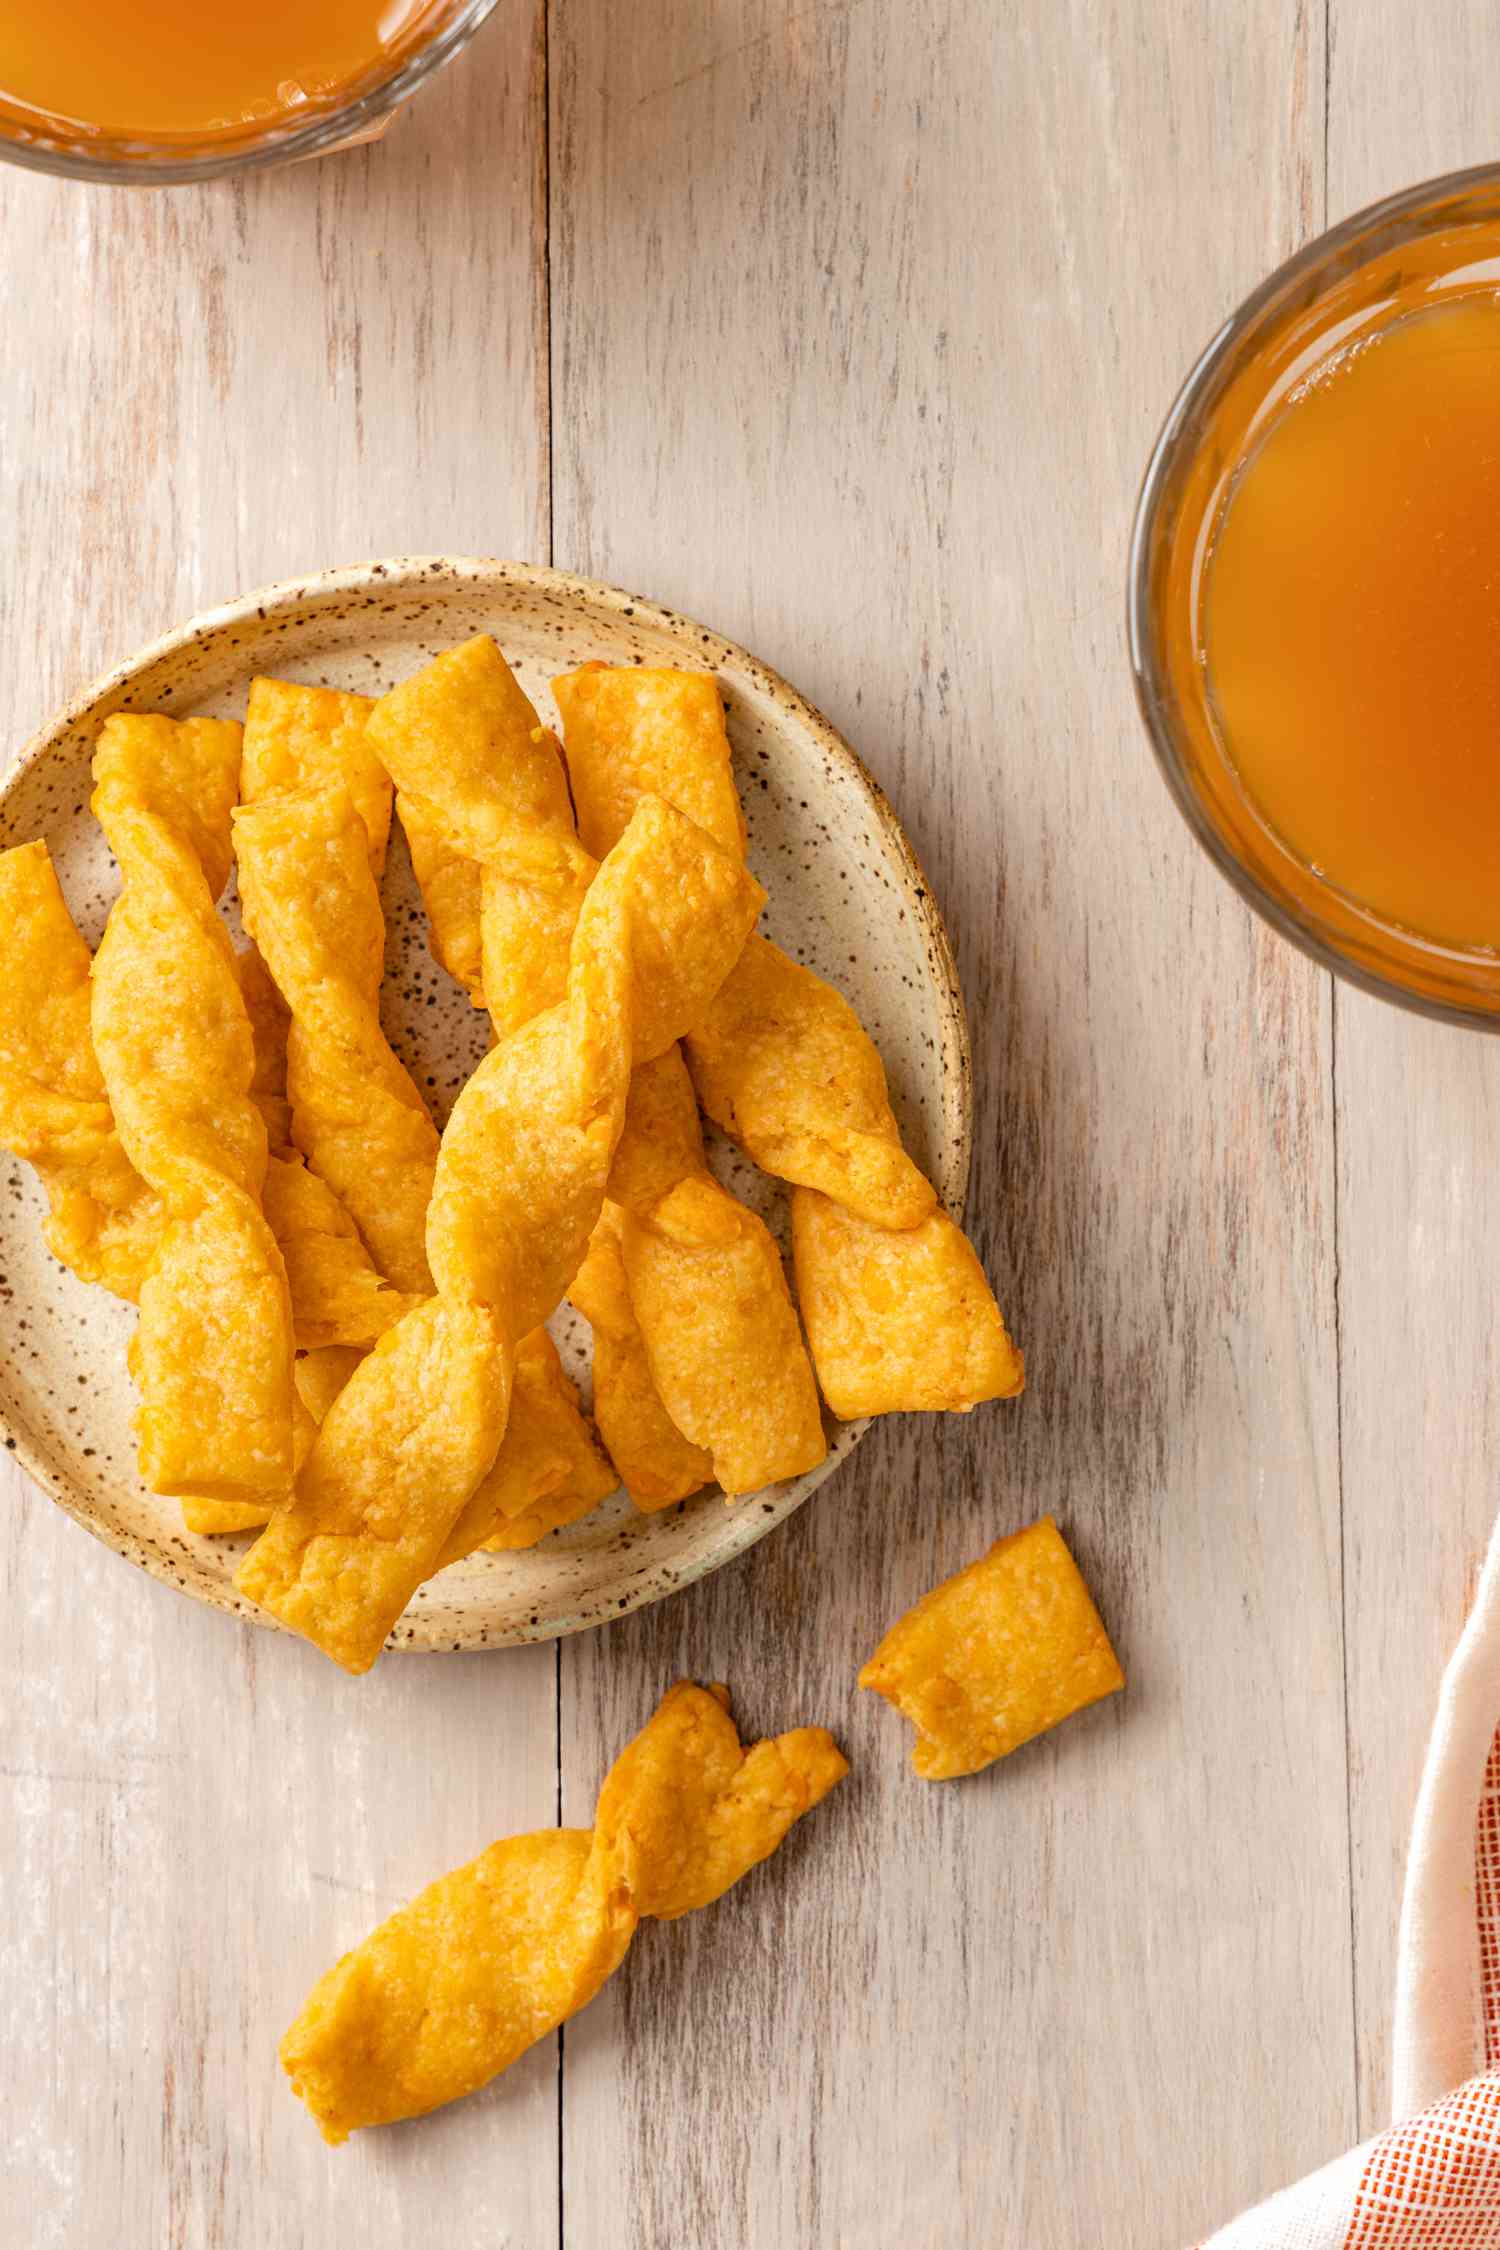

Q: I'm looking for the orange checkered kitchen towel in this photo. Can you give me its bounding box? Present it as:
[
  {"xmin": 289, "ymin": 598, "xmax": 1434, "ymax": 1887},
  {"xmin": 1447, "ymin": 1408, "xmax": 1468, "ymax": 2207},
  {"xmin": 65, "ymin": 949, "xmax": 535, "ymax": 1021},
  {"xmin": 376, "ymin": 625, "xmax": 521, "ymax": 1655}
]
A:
[{"xmin": 1202, "ymin": 1523, "xmax": 1500, "ymax": 2246}]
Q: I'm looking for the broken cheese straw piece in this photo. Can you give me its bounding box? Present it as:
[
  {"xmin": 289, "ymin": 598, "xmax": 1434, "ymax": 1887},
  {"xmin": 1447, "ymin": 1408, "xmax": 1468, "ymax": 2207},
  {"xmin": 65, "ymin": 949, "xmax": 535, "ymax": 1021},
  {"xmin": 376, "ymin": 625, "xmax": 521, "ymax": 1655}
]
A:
[
  {"xmin": 859, "ymin": 1517, "xmax": 1124, "ymax": 1779},
  {"xmin": 235, "ymin": 797, "xmax": 764, "ymax": 1673},
  {"xmin": 90, "ymin": 714, "xmax": 296, "ymax": 1531},
  {"xmin": 280, "ymin": 1681, "xmax": 847, "ymax": 2140},
  {"xmin": 367, "ymin": 635, "xmax": 696, "ymax": 1520},
  {"xmin": 233, "ymin": 783, "xmax": 440, "ymax": 1297},
  {"xmin": 0, "ymin": 840, "xmax": 162, "ymax": 1300},
  {"xmin": 554, "ymin": 662, "xmax": 1023, "ymax": 1419},
  {"xmin": 569, "ymin": 1206, "xmax": 712, "ymax": 1508},
  {"xmin": 552, "ymin": 669, "xmax": 830, "ymax": 1481},
  {"xmin": 367, "ymin": 633, "xmax": 595, "ymax": 1030}
]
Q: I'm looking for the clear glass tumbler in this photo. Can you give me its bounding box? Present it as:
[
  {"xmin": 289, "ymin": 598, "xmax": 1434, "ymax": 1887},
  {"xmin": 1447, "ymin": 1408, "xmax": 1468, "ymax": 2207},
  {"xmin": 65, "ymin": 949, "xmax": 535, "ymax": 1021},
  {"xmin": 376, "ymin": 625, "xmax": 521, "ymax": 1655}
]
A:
[
  {"xmin": 0, "ymin": 0, "xmax": 501, "ymax": 185},
  {"xmin": 1128, "ymin": 162, "xmax": 1500, "ymax": 1027}
]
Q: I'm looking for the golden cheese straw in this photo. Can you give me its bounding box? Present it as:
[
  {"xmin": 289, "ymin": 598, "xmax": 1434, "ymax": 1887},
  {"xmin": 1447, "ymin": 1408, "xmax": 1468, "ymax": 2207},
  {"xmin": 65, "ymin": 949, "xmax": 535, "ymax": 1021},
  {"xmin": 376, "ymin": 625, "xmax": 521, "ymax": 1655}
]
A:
[
  {"xmin": 376, "ymin": 642, "xmax": 821, "ymax": 1499},
  {"xmin": 555, "ymin": 662, "xmax": 1024, "ymax": 1419},
  {"xmin": 367, "ymin": 634, "xmax": 595, "ymax": 1034},
  {"xmin": 236, "ymin": 949, "xmax": 416, "ymax": 1355},
  {"xmin": 241, "ymin": 678, "xmax": 391, "ymax": 873},
  {"xmin": 90, "ymin": 714, "xmax": 296, "ymax": 1529},
  {"xmin": 0, "ymin": 842, "xmax": 406, "ymax": 1396},
  {"xmin": 435, "ymin": 1330, "xmax": 616, "ymax": 1564},
  {"xmin": 552, "ymin": 669, "xmax": 826, "ymax": 1487},
  {"xmin": 568, "ymin": 1207, "xmax": 712, "ymax": 1506},
  {"xmin": 0, "ymin": 840, "xmax": 161, "ymax": 1299},
  {"xmin": 238, "ymin": 680, "xmax": 417, "ymax": 1361},
  {"xmin": 281, "ymin": 1682, "xmax": 847, "ymax": 2141},
  {"xmin": 368, "ymin": 636, "xmax": 694, "ymax": 1508},
  {"xmin": 235, "ymin": 796, "xmax": 763, "ymax": 1672},
  {"xmin": 608, "ymin": 1048, "xmax": 824, "ymax": 1493},
  {"xmin": 234, "ymin": 782, "xmax": 440, "ymax": 1297},
  {"xmin": 366, "ymin": 638, "xmax": 622, "ymax": 1547}
]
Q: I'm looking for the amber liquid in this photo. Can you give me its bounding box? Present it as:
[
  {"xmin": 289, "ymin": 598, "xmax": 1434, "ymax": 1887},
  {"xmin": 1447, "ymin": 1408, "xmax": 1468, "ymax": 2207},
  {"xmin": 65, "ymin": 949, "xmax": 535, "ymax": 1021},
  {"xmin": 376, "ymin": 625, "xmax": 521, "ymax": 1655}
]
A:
[
  {"xmin": 1205, "ymin": 294, "xmax": 1500, "ymax": 954},
  {"xmin": 0, "ymin": 0, "xmax": 437, "ymax": 140}
]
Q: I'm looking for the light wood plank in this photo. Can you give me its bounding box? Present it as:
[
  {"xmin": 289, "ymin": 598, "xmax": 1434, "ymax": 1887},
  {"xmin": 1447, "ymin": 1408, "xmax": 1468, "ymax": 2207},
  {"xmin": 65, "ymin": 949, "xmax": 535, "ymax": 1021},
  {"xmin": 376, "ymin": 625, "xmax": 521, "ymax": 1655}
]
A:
[
  {"xmin": 1326, "ymin": 0, "xmax": 1500, "ymax": 2134},
  {"xmin": 551, "ymin": 4, "xmax": 1348, "ymax": 2242},
  {"xmin": 0, "ymin": 21, "xmax": 559, "ymax": 2247}
]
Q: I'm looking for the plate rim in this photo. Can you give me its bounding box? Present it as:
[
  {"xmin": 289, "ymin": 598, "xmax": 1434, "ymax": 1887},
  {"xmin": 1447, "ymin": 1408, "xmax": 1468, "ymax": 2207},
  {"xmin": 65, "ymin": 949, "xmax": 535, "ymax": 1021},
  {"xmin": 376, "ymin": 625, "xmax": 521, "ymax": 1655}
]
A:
[{"xmin": 0, "ymin": 556, "xmax": 975, "ymax": 1649}]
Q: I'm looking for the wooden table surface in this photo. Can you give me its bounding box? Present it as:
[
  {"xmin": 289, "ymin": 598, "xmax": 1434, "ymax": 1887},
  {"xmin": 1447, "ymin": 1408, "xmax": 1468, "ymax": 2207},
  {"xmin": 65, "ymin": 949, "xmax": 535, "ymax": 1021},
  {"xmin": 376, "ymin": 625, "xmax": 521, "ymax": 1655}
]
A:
[{"xmin": 2, "ymin": 5, "xmax": 1496, "ymax": 2244}]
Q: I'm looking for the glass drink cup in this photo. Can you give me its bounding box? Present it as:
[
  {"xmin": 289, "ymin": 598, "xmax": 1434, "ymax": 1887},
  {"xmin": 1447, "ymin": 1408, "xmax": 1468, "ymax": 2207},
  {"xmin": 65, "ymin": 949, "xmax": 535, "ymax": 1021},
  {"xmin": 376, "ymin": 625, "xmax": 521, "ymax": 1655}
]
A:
[
  {"xmin": 0, "ymin": 0, "xmax": 500, "ymax": 183},
  {"xmin": 1129, "ymin": 162, "xmax": 1500, "ymax": 1027}
]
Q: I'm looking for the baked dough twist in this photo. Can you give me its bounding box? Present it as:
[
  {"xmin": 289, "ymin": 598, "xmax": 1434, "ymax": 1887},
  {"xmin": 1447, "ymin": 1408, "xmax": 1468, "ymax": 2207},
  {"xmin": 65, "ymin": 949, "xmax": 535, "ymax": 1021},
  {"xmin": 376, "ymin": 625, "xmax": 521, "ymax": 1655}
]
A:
[
  {"xmin": 234, "ymin": 796, "xmax": 763, "ymax": 1672},
  {"xmin": 0, "ymin": 847, "xmax": 405, "ymax": 1394},
  {"xmin": 606, "ymin": 1047, "xmax": 825, "ymax": 1493},
  {"xmin": 556, "ymin": 662, "xmax": 1024, "ymax": 1419},
  {"xmin": 89, "ymin": 714, "xmax": 296, "ymax": 1529},
  {"xmin": 238, "ymin": 683, "xmax": 419, "ymax": 1361},
  {"xmin": 234, "ymin": 782, "xmax": 440, "ymax": 1297},
  {"xmin": 367, "ymin": 639, "xmax": 620, "ymax": 1548},
  {"xmin": 370, "ymin": 636, "xmax": 690, "ymax": 1508},
  {"xmin": 568, "ymin": 1206, "xmax": 712, "ymax": 1506},
  {"xmin": 0, "ymin": 836, "xmax": 409, "ymax": 1422},
  {"xmin": 236, "ymin": 945, "xmax": 418, "ymax": 1361},
  {"xmin": 241, "ymin": 677, "xmax": 391, "ymax": 874},
  {"xmin": 377, "ymin": 642, "xmax": 820, "ymax": 1500},
  {"xmin": 281, "ymin": 1682, "xmax": 847, "ymax": 2141},
  {"xmin": 368, "ymin": 634, "xmax": 595, "ymax": 1035}
]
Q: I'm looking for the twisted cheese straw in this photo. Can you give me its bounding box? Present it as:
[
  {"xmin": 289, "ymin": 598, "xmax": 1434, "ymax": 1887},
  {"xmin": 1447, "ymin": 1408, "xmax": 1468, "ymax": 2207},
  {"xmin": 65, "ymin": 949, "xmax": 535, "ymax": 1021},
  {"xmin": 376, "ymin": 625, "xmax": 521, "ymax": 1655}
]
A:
[
  {"xmin": 290, "ymin": 1326, "xmax": 615, "ymax": 1566},
  {"xmin": 554, "ymin": 664, "xmax": 1024, "ymax": 1418},
  {"xmin": 606, "ymin": 1046, "xmax": 824, "ymax": 1492},
  {"xmin": 238, "ymin": 940, "xmax": 418, "ymax": 1357},
  {"xmin": 90, "ymin": 715, "xmax": 296, "ymax": 1529},
  {"xmin": 369, "ymin": 636, "xmax": 695, "ymax": 1508},
  {"xmin": 235, "ymin": 796, "xmax": 764, "ymax": 1672},
  {"xmin": 436, "ymin": 1329, "xmax": 616, "ymax": 1561},
  {"xmin": 0, "ymin": 844, "xmax": 406, "ymax": 1376},
  {"xmin": 0, "ymin": 843, "xmax": 409, "ymax": 1388},
  {"xmin": 281, "ymin": 1681, "xmax": 847, "ymax": 2141},
  {"xmin": 236, "ymin": 689, "xmax": 614, "ymax": 1559},
  {"xmin": 238, "ymin": 681, "xmax": 420, "ymax": 1355},
  {"xmin": 362, "ymin": 638, "xmax": 623, "ymax": 1548},
  {"xmin": 234, "ymin": 783, "xmax": 440, "ymax": 1297},
  {"xmin": 0, "ymin": 840, "xmax": 161, "ymax": 1299},
  {"xmin": 241, "ymin": 678, "xmax": 392, "ymax": 876},
  {"xmin": 375, "ymin": 640, "xmax": 821, "ymax": 1500},
  {"xmin": 568, "ymin": 1206, "xmax": 712, "ymax": 1506},
  {"xmin": 368, "ymin": 634, "xmax": 594, "ymax": 1036}
]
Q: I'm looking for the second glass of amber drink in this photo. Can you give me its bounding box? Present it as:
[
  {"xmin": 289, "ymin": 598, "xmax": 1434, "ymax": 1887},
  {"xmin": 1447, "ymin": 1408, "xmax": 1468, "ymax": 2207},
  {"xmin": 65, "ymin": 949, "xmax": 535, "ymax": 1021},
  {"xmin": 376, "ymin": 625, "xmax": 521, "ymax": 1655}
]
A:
[{"xmin": 1130, "ymin": 163, "xmax": 1500, "ymax": 1026}]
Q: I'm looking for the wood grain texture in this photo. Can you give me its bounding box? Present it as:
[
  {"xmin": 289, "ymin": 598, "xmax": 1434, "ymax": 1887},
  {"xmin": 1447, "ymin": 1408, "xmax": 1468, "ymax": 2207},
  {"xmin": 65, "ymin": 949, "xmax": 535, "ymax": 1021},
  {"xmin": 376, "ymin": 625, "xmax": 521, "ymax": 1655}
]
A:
[
  {"xmin": 551, "ymin": 4, "xmax": 1349, "ymax": 2243},
  {"xmin": 1323, "ymin": 0, "xmax": 1500, "ymax": 2136},
  {"xmin": 2, "ymin": 0, "xmax": 1483, "ymax": 2241},
  {"xmin": 0, "ymin": 16, "xmax": 560, "ymax": 2247}
]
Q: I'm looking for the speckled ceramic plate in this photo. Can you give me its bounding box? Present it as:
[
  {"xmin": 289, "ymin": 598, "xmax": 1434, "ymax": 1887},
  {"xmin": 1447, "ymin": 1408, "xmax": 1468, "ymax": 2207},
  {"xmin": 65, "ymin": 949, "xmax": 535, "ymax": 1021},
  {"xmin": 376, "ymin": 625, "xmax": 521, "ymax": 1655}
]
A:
[{"xmin": 0, "ymin": 559, "xmax": 972, "ymax": 1652}]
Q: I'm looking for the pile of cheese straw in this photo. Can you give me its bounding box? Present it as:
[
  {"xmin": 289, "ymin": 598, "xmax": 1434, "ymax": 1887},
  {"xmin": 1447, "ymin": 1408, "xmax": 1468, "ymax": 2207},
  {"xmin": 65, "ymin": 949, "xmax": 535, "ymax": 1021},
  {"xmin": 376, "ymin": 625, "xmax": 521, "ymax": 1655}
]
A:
[{"xmin": 0, "ymin": 640, "xmax": 1023, "ymax": 1674}]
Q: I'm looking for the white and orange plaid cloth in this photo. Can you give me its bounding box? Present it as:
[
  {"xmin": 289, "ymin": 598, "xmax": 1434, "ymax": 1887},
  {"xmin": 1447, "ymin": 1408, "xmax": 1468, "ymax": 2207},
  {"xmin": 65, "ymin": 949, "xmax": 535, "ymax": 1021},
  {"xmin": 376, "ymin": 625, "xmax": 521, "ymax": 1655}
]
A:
[{"xmin": 1203, "ymin": 1521, "xmax": 1500, "ymax": 2245}]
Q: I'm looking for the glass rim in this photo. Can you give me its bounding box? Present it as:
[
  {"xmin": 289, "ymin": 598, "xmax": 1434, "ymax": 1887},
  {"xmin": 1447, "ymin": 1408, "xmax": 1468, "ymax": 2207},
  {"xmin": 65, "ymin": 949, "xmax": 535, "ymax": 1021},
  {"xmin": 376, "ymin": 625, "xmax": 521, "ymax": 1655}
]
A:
[
  {"xmin": 1126, "ymin": 157, "xmax": 1500, "ymax": 1033},
  {"xmin": 0, "ymin": 0, "xmax": 502, "ymax": 185}
]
